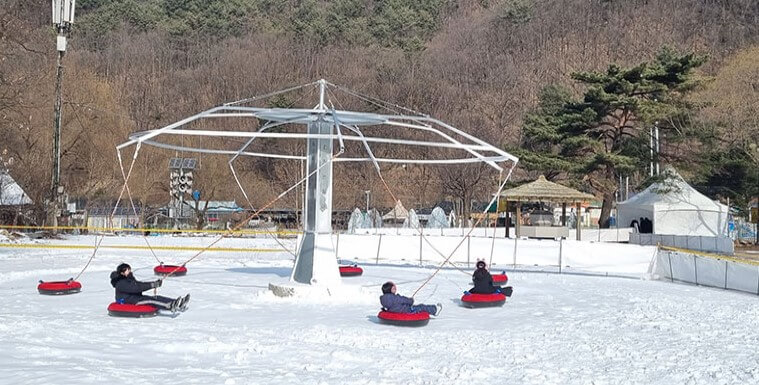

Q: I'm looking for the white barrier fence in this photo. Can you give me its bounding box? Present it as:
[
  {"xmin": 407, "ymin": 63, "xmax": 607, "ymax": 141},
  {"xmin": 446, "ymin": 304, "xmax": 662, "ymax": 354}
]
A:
[
  {"xmin": 349, "ymin": 227, "xmax": 633, "ymax": 242},
  {"xmin": 653, "ymin": 250, "xmax": 759, "ymax": 295},
  {"xmin": 630, "ymin": 233, "xmax": 734, "ymax": 255},
  {"xmin": 334, "ymin": 232, "xmax": 655, "ymax": 276}
]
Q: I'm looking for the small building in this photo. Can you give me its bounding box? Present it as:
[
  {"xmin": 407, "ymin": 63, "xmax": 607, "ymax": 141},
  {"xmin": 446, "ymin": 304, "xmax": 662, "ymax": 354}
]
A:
[
  {"xmin": 86, "ymin": 203, "xmax": 150, "ymax": 229},
  {"xmin": 177, "ymin": 200, "xmax": 244, "ymax": 229},
  {"xmin": 0, "ymin": 171, "xmax": 34, "ymax": 225}
]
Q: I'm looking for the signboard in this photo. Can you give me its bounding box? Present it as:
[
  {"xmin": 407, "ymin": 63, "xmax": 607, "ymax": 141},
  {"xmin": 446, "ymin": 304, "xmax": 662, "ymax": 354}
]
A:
[{"xmin": 752, "ymin": 207, "xmax": 758, "ymax": 224}]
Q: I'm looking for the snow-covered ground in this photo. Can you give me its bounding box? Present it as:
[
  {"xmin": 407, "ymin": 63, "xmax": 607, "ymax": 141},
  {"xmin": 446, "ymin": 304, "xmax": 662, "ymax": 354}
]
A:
[{"xmin": 1, "ymin": 235, "xmax": 757, "ymax": 385}]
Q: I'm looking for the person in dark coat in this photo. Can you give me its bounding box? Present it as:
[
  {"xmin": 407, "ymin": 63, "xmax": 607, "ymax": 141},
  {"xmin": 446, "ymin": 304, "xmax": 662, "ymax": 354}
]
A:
[
  {"xmin": 110, "ymin": 263, "xmax": 190, "ymax": 313},
  {"xmin": 468, "ymin": 260, "xmax": 513, "ymax": 296},
  {"xmin": 380, "ymin": 281, "xmax": 441, "ymax": 315}
]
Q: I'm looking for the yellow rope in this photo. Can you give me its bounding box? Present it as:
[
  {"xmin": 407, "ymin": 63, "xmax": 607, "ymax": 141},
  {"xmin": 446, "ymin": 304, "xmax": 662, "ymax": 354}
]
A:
[
  {"xmin": 0, "ymin": 243, "xmax": 285, "ymax": 252},
  {"xmin": 0, "ymin": 224, "xmax": 299, "ymax": 235}
]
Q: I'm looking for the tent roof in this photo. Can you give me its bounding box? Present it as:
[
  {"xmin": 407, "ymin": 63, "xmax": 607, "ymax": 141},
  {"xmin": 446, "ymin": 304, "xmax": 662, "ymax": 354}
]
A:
[
  {"xmin": 499, "ymin": 175, "xmax": 595, "ymax": 203},
  {"xmin": 0, "ymin": 172, "xmax": 33, "ymax": 206},
  {"xmin": 383, "ymin": 200, "xmax": 408, "ymax": 220},
  {"xmin": 618, "ymin": 172, "xmax": 721, "ymax": 212}
]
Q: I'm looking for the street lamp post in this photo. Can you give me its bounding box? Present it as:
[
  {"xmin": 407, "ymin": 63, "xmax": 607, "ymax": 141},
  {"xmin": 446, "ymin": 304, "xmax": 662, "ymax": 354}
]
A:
[{"xmin": 49, "ymin": 0, "xmax": 75, "ymax": 228}]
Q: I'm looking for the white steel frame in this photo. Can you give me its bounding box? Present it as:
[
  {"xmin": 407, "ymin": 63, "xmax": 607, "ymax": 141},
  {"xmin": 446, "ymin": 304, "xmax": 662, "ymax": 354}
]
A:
[
  {"xmin": 114, "ymin": 79, "xmax": 519, "ymax": 287},
  {"xmin": 117, "ymin": 80, "xmax": 517, "ymax": 170}
]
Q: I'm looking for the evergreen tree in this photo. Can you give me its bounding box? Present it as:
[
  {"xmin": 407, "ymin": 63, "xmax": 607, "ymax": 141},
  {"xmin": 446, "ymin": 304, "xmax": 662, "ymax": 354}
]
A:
[{"xmin": 517, "ymin": 48, "xmax": 706, "ymax": 228}]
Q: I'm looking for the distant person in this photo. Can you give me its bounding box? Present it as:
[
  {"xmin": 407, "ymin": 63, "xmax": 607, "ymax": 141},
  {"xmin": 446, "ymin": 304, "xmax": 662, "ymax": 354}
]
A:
[
  {"xmin": 380, "ymin": 281, "xmax": 442, "ymax": 316},
  {"xmin": 468, "ymin": 260, "xmax": 513, "ymax": 297},
  {"xmin": 110, "ymin": 263, "xmax": 189, "ymax": 313}
]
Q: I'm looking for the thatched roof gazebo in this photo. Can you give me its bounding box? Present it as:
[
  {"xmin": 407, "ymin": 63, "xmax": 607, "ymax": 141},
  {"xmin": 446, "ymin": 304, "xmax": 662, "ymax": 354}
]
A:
[{"xmin": 499, "ymin": 175, "xmax": 595, "ymax": 240}]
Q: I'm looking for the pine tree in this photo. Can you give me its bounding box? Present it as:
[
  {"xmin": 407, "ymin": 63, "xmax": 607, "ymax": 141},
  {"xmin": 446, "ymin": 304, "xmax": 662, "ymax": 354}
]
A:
[{"xmin": 517, "ymin": 48, "xmax": 706, "ymax": 227}]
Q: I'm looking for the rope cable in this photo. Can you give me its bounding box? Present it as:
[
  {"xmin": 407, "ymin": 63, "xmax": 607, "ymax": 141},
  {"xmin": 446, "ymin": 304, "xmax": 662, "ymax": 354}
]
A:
[
  {"xmin": 328, "ymin": 89, "xmax": 474, "ymax": 278},
  {"xmin": 224, "ymin": 81, "xmax": 319, "ymax": 107},
  {"xmin": 411, "ymin": 163, "xmax": 516, "ymax": 297},
  {"xmin": 159, "ymin": 148, "xmax": 345, "ymax": 279},
  {"xmin": 68, "ymin": 146, "xmax": 146, "ymax": 281},
  {"xmin": 226, "ymin": 87, "xmax": 323, "ymax": 259}
]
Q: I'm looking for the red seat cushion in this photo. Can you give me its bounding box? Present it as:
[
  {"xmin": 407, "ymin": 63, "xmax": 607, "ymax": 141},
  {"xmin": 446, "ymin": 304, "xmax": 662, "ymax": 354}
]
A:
[
  {"xmin": 38, "ymin": 281, "xmax": 82, "ymax": 292},
  {"xmin": 154, "ymin": 265, "xmax": 187, "ymax": 275},
  {"xmin": 492, "ymin": 274, "xmax": 508, "ymax": 284},
  {"xmin": 107, "ymin": 302, "xmax": 158, "ymax": 314},
  {"xmin": 377, "ymin": 310, "xmax": 430, "ymax": 321},
  {"xmin": 339, "ymin": 266, "xmax": 363, "ymax": 276},
  {"xmin": 461, "ymin": 292, "xmax": 507, "ymax": 303}
]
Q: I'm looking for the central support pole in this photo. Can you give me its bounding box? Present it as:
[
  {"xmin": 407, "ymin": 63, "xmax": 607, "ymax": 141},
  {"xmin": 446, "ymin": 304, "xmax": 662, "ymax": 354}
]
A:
[{"xmin": 291, "ymin": 115, "xmax": 341, "ymax": 286}]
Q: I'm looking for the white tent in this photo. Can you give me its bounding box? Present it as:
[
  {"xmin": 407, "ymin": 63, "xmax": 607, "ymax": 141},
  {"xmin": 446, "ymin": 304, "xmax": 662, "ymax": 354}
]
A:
[
  {"xmin": 617, "ymin": 171, "xmax": 726, "ymax": 237},
  {"xmin": 382, "ymin": 200, "xmax": 408, "ymax": 222},
  {"xmin": 0, "ymin": 172, "xmax": 33, "ymax": 206}
]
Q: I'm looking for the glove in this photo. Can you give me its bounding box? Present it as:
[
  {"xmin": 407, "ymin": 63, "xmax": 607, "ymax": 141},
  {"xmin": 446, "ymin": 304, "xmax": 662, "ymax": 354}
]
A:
[
  {"xmin": 463, "ymin": 291, "xmax": 471, "ymax": 295},
  {"xmin": 495, "ymin": 288, "xmax": 502, "ymax": 294},
  {"xmin": 152, "ymin": 279, "xmax": 163, "ymax": 288}
]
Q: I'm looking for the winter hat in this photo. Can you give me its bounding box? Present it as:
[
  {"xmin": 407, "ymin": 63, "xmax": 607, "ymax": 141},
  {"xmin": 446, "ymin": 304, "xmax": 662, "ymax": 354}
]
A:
[
  {"xmin": 116, "ymin": 263, "xmax": 131, "ymax": 274},
  {"xmin": 476, "ymin": 260, "xmax": 486, "ymax": 269}
]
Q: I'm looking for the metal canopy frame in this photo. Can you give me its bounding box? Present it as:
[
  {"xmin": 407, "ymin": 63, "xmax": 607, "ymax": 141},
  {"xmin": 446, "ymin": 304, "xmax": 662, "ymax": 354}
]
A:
[
  {"xmin": 117, "ymin": 80, "xmax": 517, "ymax": 170},
  {"xmin": 114, "ymin": 79, "xmax": 520, "ymax": 287}
]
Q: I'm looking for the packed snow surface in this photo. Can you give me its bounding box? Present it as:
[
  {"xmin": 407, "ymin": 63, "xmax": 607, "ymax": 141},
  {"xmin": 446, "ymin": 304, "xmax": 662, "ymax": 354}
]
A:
[{"xmin": 0, "ymin": 235, "xmax": 757, "ymax": 385}]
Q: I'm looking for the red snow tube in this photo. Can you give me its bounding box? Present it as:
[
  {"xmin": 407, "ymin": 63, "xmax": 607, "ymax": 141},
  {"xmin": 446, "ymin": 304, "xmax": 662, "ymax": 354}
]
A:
[
  {"xmin": 377, "ymin": 310, "xmax": 430, "ymax": 327},
  {"xmin": 154, "ymin": 264, "xmax": 187, "ymax": 276},
  {"xmin": 107, "ymin": 303, "xmax": 158, "ymax": 318},
  {"xmin": 492, "ymin": 273, "xmax": 508, "ymax": 285},
  {"xmin": 37, "ymin": 280, "xmax": 82, "ymax": 295},
  {"xmin": 339, "ymin": 265, "xmax": 363, "ymax": 277},
  {"xmin": 461, "ymin": 292, "xmax": 507, "ymax": 308}
]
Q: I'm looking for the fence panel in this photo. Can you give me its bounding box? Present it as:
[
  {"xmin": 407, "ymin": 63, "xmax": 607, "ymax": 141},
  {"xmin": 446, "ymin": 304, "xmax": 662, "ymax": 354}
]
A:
[
  {"xmin": 693, "ymin": 255, "xmax": 726, "ymax": 289},
  {"xmin": 654, "ymin": 249, "xmax": 759, "ymax": 295},
  {"xmin": 726, "ymin": 263, "xmax": 759, "ymax": 294},
  {"xmin": 674, "ymin": 236, "xmax": 688, "ymax": 249},
  {"xmin": 630, "ymin": 233, "xmax": 734, "ymax": 254},
  {"xmin": 335, "ymin": 232, "xmax": 656, "ymax": 275},
  {"xmin": 670, "ymin": 252, "xmax": 697, "ymax": 283},
  {"xmin": 377, "ymin": 234, "xmax": 419, "ymax": 263}
]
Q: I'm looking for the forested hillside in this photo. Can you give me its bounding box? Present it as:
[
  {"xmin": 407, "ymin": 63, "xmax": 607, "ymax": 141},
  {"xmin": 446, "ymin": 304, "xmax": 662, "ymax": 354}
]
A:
[{"xmin": 2, "ymin": 0, "xmax": 759, "ymax": 224}]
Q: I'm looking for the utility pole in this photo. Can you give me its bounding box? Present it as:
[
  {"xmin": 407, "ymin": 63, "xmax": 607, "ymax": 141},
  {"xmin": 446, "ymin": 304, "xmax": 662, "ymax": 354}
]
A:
[{"xmin": 49, "ymin": 0, "xmax": 76, "ymax": 229}]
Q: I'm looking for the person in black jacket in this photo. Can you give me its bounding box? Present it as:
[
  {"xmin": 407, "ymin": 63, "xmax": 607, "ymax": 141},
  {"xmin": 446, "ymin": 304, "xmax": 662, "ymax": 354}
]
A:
[
  {"xmin": 468, "ymin": 260, "xmax": 513, "ymax": 297},
  {"xmin": 379, "ymin": 281, "xmax": 442, "ymax": 316},
  {"xmin": 110, "ymin": 263, "xmax": 189, "ymax": 313}
]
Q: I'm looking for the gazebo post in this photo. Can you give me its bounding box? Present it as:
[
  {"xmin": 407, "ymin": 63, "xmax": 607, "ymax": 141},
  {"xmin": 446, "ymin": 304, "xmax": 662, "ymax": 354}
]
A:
[
  {"xmin": 576, "ymin": 202, "xmax": 581, "ymax": 241},
  {"xmin": 516, "ymin": 203, "xmax": 521, "ymax": 238},
  {"xmin": 504, "ymin": 200, "xmax": 510, "ymax": 238},
  {"xmin": 562, "ymin": 202, "xmax": 567, "ymax": 227}
]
